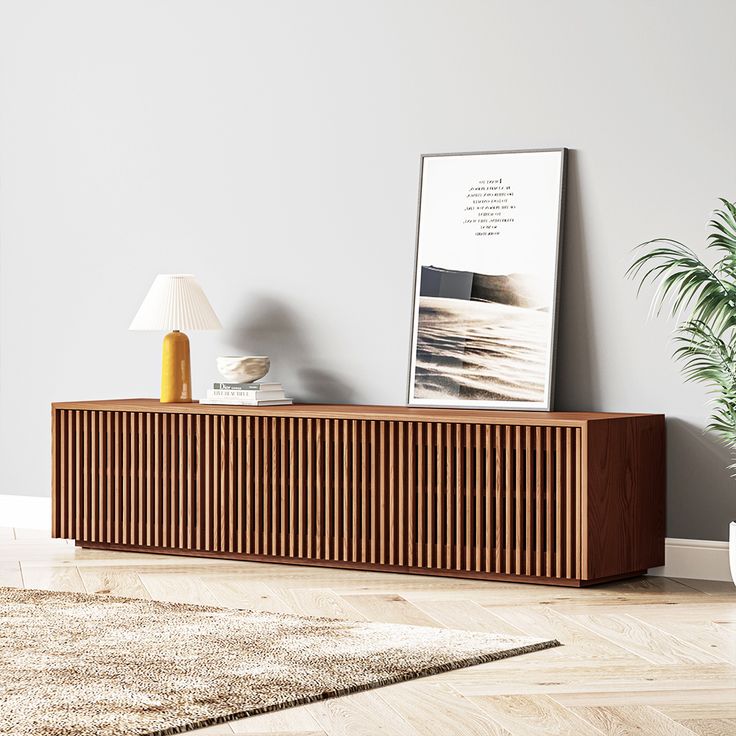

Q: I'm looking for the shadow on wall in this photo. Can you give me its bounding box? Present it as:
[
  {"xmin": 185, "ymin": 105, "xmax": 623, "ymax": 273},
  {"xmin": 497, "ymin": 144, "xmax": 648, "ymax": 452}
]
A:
[
  {"xmin": 225, "ymin": 296, "xmax": 357, "ymax": 404},
  {"xmin": 553, "ymin": 149, "xmax": 599, "ymax": 411},
  {"xmin": 667, "ymin": 418, "xmax": 736, "ymax": 541}
]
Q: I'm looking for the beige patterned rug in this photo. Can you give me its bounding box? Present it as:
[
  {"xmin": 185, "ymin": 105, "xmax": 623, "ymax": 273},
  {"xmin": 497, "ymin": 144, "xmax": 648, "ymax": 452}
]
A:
[{"xmin": 0, "ymin": 586, "xmax": 558, "ymax": 736}]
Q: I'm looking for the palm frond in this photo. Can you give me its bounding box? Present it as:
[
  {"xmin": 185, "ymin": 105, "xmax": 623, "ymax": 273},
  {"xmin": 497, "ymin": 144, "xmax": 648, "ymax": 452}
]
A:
[
  {"xmin": 673, "ymin": 320, "xmax": 736, "ymax": 390},
  {"xmin": 708, "ymin": 198, "xmax": 736, "ymax": 280},
  {"xmin": 707, "ymin": 401, "xmax": 736, "ymax": 448},
  {"xmin": 626, "ymin": 238, "xmax": 736, "ymax": 333},
  {"xmin": 629, "ymin": 200, "xmax": 736, "ymax": 462}
]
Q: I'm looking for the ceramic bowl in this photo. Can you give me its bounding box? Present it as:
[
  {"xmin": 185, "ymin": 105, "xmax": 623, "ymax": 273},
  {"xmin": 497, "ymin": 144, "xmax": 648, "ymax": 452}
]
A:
[{"xmin": 216, "ymin": 356, "xmax": 270, "ymax": 383}]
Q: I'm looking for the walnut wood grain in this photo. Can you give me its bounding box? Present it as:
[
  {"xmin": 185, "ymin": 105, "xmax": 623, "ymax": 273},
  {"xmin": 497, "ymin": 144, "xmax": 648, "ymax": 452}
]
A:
[
  {"xmin": 52, "ymin": 399, "xmax": 653, "ymax": 426},
  {"xmin": 51, "ymin": 400, "xmax": 666, "ymax": 586}
]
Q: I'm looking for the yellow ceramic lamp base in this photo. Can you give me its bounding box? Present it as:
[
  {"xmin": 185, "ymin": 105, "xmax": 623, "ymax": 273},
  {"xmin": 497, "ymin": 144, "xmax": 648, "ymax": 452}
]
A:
[{"xmin": 161, "ymin": 330, "xmax": 192, "ymax": 403}]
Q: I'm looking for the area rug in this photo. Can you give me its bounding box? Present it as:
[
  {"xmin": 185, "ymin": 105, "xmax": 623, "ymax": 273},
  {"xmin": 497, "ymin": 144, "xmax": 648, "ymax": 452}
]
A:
[{"xmin": 0, "ymin": 586, "xmax": 558, "ymax": 736}]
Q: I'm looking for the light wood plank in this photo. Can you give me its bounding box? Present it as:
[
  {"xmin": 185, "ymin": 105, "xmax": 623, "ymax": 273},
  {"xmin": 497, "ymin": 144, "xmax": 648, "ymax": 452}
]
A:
[
  {"xmin": 268, "ymin": 587, "xmax": 367, "ymax": 620},
  {"xmin": 472, "ymin": 694, "xmax": 602, "ymax": 735},
  {"xmin": 227, "ymin": 703, "xmax": 323, "ymax": 734},
  {"xmin": 378, "ymin": 681, "xmax": 513, "ymax": 736},
  {"xmin": 78, "ymin": 567, "xmax": 151, "ymax": 598},
  {"xmin": 679, "ymin": 718, "xmax": 736, "ymax": 736},
  {"xmin": 309, "ymin": 690, "xmax": 422, "ymax": 736},
  {"xmin": 553, "ymin": 688, "xmax": 736, "ymax": 707},
  {"xmin": 0, "ymin": 561, "xmax": 23, "ymax": 586},
  {"xmin": 21, "ymin": 564, "xmax": 85, "ymax": 592},
  {"xmin": 658, "ymin": 702, "xmax": 736, "ymax": 720},
  {"xmin": 138, "ymin": 571, "xmax": 217, "ymax": 605},
  {"xmin": 201, "ymin": 576, "xmax": 293, "ymax": 614},
  {"xmin": 449, "ymin": 662, "xmax": 736, "ymax": 697},
  {"xmin": 341, "ymin": 593, "xmax": 442, "ymax": 627},
  {"xmin": 573, "ymin": 705, "xmax": 696, "ymax": 735},
  {"xmin": 411, "ymin": 598, "xmax": 529, "ymax": 636},
  {"xmin": 560, "ymin": 611, "xmax": 724, "ymax": 664}
]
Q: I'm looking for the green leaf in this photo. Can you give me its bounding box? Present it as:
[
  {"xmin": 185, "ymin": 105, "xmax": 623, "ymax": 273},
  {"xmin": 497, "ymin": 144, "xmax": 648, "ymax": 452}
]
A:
[{"xmin": 628, "ymin": 199, "xmax": 736, "ymax": 456}]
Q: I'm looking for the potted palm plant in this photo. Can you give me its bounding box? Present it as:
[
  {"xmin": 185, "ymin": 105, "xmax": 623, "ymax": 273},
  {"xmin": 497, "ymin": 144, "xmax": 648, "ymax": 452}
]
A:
[{"xmin": 628, "ymin": 199, "xmax": 736, "ymax": 585}]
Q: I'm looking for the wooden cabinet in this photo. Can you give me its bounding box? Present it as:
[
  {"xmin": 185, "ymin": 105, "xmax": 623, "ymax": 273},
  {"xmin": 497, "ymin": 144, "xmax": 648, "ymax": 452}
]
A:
[{"xmin": 51, "ymin": 400, "xmax": 665, "ymax": 586}]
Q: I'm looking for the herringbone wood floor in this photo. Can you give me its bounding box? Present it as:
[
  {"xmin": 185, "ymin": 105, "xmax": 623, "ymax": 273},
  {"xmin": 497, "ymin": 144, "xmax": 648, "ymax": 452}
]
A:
[{"xmin": 2, "ymin": 527, "xmax": 735, "ymax": 735}]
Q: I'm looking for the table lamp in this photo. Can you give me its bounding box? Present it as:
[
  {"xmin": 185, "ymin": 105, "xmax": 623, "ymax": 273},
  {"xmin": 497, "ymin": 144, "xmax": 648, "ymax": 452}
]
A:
[{"xmin": 129, "ymin": 274, "xmax": 222, "ymax": 403}]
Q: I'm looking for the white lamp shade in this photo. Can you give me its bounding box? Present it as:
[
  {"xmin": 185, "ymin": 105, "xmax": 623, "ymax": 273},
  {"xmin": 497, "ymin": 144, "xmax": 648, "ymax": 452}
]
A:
[{"xmin": 129, "ymin": 274, "xmax": 222, "ymax": 331}]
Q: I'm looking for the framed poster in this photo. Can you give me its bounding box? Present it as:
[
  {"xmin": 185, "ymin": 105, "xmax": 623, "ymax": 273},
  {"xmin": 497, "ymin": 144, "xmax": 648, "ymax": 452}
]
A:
[{"xmin": 408, "ymin": 148, "xmax": 566, "ymax": 410}]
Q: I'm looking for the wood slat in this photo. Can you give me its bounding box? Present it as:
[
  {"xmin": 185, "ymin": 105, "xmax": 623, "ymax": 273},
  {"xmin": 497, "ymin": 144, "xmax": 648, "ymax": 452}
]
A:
[
  {"xmin": 575, "ymin": 427, "xmax": 582, "ymax": 579},
  {"xmin": 244, "ymin": 416, "xmax": 252, "ymax": 554},
  {"xmin": 177, "ymin": 414, "xmax": 185, "ymax": 550},
  {"xmin": 436, "ymin": 422, "xmax": 443, "ymax": 569},
  {"xmin": 416, "ymin": 422, "xmax": 424, "ymax": 568},
  {"xmin": 315, "ymin": 418, "xmax": 323, "ymax": 560},
  {"xmin": 504, "ymin": 425, "xmax": 512, "ymax": 575},
  {"xmin": 379, "ymin": 421, "xmax": 386, "ymax": 566},
  {"xmin": 68, "ymin": 411, "xmax": 75, "ymax": 540},
  {"xmin": 138, "ymin": 413, "xmax": 145, "ymax": 547},
  {"xmin": 324, "ymin": 419, "xmax": 331, "ymax": 561},
  {"xmin": 333, "ymin": 418, "xmax": 340, "ymax": 562},
  {"xmin": 351, "ymin": 420, "xmax": 358, "ymax": 563},
  {"xmin": 306, "ymin": 418, "xmax": 314, "ymax": 559},
  {"xmin": 484, "ymin": 424, "xmax": 492, "ymax": 574},
  {"xmin": 405, "ymin": 422, "xmax": 413, "ymax": 567},
  {"xmin": 492, "ymin": 427, "xmax": 504, "ymax": 573},
  {"xmin": 159, "ymin": 412, "xmax": 168, "ymax": 548},
  {"xmin": 194, "ymin": 414, "xmax": 202, "ymax": 551},
  {"xmin": 545, "ymin": 426, "xmax": 553, "ymax": 578},
  {"xmin": 289, "ymin": 417, "xmax": 296, "ymax": 559},
  {"xmin": 272, "ymin": 418, "xmax": 280, "ymax": 558},
  {"xmin": 369, "ymin": 420, "xmax": 376, "ymax": 564},
  {"xmin": 344, "ymin": 420, "xmax": 351, "ymax": 563},
  {"xmin": 424, "ymin": 422, "xmax": 432, "ymax": 568},
  {"xmin": 466, "ymin": 425, "xmax": 474, "ymax": 572},
  {"xmin": 211, "ymin": 414, "xmax": 219, "ymax": 552},
  {"xmin": 535, "ymin": 425, "xmax": 543, "ymax": 577},
  {"xmin": 186, "ymin": 414, "xmax": 193, "ymax": 550},
  {"xmin": 110, "ymin": 412, "xmax": 122, "ymax": 544},
  {"xmin": 52, "ymin": 407, "xmax": 597, "ymax": 585},
  {"xmin": 555, "ymin": 426, "xmax": 563, "ymax": 578},
  {"xmin": 515, "ymin": 424, "xmax": 522, "ymax": 575},
  {"xmin": 566, "ymin": 426, "xmax": 573, "ymax": 578},
  {"xmin": 82, "ymin": 410, "xmax": 90, "ymax": 542},
  {"xmin": 453, "ymin": 424, "xmax": 461, "ymax": 571},
  {"xmin": 525, "ymin": 425, "xmax": 532, "ymax": 576},
  {"xmin": 145, "ymin": 413, "xmax": 152, "ymax": 547},
  {"xmin": 388, "ymin": 422, "xmax": 395, "ymax": 566}
]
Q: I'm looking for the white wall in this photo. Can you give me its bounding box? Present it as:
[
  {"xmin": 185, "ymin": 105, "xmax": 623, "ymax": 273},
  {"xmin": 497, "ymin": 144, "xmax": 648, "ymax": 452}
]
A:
[{"xmin": 0, "ymin": 0, "xmax": 734, "ymax": 540}]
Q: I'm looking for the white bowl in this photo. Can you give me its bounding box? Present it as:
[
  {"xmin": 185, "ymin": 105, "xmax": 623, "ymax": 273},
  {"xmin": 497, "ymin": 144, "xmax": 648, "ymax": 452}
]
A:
[{"xmin": 216, "ymin": 356, "xmax": 270, "ymax": 383}]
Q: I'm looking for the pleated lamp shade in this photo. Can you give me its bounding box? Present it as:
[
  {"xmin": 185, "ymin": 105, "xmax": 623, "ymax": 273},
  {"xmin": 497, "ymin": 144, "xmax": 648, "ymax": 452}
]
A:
[{"xmin": 129, "ymin": 274, "xmax": 222, "ymax": 332}]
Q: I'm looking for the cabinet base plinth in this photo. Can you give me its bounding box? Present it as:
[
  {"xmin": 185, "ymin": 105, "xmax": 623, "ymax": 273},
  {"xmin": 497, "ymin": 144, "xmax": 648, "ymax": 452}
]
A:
[{"xmin": 74, "ymin": 540, "xmax": 647, "ymax": 588}]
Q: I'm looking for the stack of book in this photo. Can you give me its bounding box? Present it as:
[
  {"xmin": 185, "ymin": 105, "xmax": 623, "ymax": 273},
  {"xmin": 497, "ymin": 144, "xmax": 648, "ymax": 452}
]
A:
[{"xmin": 205, "ymin": 381, "xmax": 293, "ymax": 406}]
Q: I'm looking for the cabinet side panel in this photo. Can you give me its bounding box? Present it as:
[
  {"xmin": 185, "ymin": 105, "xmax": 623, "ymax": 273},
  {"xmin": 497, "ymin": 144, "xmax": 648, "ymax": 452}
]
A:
[{"xmin": 584, "ymin": 416, "xmax": 666, "ymax": 580}]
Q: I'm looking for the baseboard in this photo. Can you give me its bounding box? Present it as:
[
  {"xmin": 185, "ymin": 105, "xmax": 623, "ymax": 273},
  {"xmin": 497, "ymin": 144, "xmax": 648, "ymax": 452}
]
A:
[
  {"xmin": 648, "ymin": 537, "xmax": 731, "ymax": 583},
  {"xmin": 0, "ymin": 494, "xmax": 51, "ymax": 530},
  {"xmin": 0, "ymin": 495, "xmax": 731, "ymax": 582}
]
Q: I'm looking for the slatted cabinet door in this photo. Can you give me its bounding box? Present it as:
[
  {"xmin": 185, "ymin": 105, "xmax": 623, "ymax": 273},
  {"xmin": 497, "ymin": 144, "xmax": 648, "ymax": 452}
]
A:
[{"xmin": 51, "ymin": 401, "xmax": 665, "ymax": 587}]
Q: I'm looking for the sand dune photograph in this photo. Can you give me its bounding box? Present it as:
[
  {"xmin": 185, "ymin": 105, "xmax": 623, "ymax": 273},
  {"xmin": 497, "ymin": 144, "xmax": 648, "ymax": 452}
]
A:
[{"xmin": 408, "ymin": 150, "xmax": 566, "ymax": 410}]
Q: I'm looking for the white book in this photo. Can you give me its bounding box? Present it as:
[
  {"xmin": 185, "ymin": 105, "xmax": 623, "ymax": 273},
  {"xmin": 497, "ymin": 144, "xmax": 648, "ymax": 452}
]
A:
[
  {"xmin": 204, "ymin": 398, "xmax": 293, "ymax": 406},
  {"xmin": 211, "ymin": 381, "xmax": 282, "ymax": 391},
  {"xmin": 207, "ymin": 389, "xmax": 286, "ymax": 400}
]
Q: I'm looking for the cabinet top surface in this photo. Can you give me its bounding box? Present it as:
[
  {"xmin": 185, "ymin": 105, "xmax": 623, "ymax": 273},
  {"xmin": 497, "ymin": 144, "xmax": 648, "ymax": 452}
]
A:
[{"xmin": 51, "ymin": 399, "xmax": 662, "ymax": 427}]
